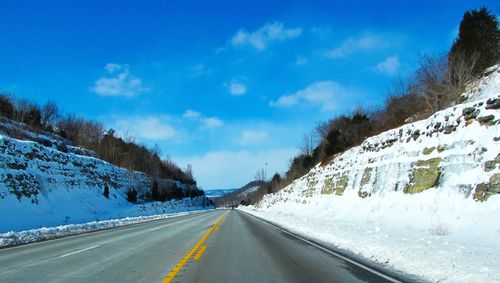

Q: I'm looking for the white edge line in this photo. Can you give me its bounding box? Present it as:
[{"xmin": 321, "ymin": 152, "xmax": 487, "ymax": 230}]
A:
[
  {"xmin": 58, "ymin": 245, "xmax": 100, "ymax": 258},
  {"xmin": 0, "ymin": 210, "xmax": 215, "ymax": 252},
  {"xmin": 241, "ymin": 211, "xmax": 402, "ymax": 283}
]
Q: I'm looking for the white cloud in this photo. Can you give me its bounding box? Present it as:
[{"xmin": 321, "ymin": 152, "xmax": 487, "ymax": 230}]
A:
[
  {"xmin": 202, "ymin": 117, "xmax": 224, "ymax": 128},
  {"xmin": 183, "ymin": 109, "xmax": 201, "ymax": 119},
  {"xmin": 238, "ymin": 130, "xmax": 269, "ymax": 145},
  {"xmin": 104, "ymin": 63, "xmax": 122, "ymax": 74},
  {"xmin": 295, "ymin": 56, "xmax": 309, "ymax": 66},
  {"xmin": 115, "ymin": 116, "xmax": 177, "ymax": 141},
  {"xmin": 91, "ymin": 63, "xmax": 149, "ymax": 97},
  {"xmin": 270, "ymin": 81, "xmax": 350, "ymax": 111},
  {"xmin": 175, "ymin": 148, "xmax": 299, "ymax": 188},
  {"xmin": 230, "ymin": 21, "xmax": 303, "ymax": 51},
  {"xmin": 181, "ymin": 109, "xmax": 224, "ymax": 129},
  {"xmin": 325, "ymin": 33, "xmax": 390, "ymax": 59},
  {"xmin": 374, "ymin": 55, "xmax": 400, "ymax": 75},
  {"xmin": 227, "ymin": 80, "xmax": 247, "ymax": 96},
  {"xmin": 187, "ymin": 64, "xmax": 213, "ymax": 78}
]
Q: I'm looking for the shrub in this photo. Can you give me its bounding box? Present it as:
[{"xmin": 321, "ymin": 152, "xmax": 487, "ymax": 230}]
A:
[
  {"xmin": 103, "ymin": 184, "xmax": 109, "ymax": 199},
  {"xmin": 126, "ymin": 189, "xmax": 138, "ymax": 203},
  {"xmin": 0, "ymin": 93, "xmax": 15, "ymax": 119}
]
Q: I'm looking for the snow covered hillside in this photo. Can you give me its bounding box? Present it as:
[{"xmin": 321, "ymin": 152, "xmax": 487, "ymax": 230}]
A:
[
  {"xmin": 0, "ymin": 123, "xmax": 210, "ymax": 233},
  {"xmin": 243, "ymin": 66, "xmax": 500, "ymax": 282},
  {"xmin": 204, "ymin": 188, "xmax": 238, "ymax": 198}
]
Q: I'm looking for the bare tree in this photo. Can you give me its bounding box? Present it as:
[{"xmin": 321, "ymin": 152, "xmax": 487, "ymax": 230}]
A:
[
  {"xmin": 315, "ymin": 121, "xmax": 330, "ymax": 139},
  {"xmin": 184, "ymin": 164, "xmax": 194, "ymax": 181},
  {"xmin": 301, "ymin": 131, "xmax": 316, "ymax": 156},
  {"xmin": 447, "ymin": 51, "xmax": 479, "ymax": 101},
  {"xmin": 254, "ymin": 168, "xmax": 267, "ymax": 182},
  {"xmin": 41, "ymin": 100, "xmax": 59, "ymax": 128}
]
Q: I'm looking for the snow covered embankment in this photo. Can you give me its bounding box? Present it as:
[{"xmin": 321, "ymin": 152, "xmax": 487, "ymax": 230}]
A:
[
  {"xmin": 0, "ymin": 124, "xmax": 210, "ymax": 233},
  {"xmin": 243, "ymin": 66, "xmax": 500, "ymax": 282}
]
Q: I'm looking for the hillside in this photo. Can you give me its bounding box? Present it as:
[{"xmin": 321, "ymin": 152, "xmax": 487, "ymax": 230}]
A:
[
  {"xmin": 0, "ymin": 120, "xmax": 210, "ymax": 233},
  {"xmin": 213, "ymin": 180, "xmax": 265, "ymax": 206},
  {"xmin": 242, "ymin": 65, "xmax": 500, "ymax": 282},
  {"xmin": 204, "ymin": 188, "xmax": 238, "ymax": 198}
]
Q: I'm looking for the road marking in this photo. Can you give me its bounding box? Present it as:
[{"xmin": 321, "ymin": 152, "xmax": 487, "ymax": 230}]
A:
[
  {"xmin": 162, "ymin": 212, "xmax": 227, "ymax": 283},
  {"xmin": 193, "ymin": 246, "xmax": 207, "ymax": 261},
  {"xmin": 58, "ymin": 245, "xmax": 100, "ymax": 258},
  {"xmin": 148, "ymin": 225, "xmax": 170, "ymax": 232},
  {"xmin": 0, "ymin": 210, "xmax": 213, "ymax": 252},
  {"xmin": 242, "ymin": 211, "xmax": 402, "ymax": 283}
]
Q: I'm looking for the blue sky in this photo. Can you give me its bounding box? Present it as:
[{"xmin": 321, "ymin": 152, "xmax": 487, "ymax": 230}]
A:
[{"xmin": 0, "ymin": 0, "xmax": 496, "ymax": 189}]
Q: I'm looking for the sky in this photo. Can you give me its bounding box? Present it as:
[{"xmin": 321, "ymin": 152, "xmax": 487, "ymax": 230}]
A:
[{"xmin": 0, "ymin": 0, "xmax": 497, "ymax": 189}]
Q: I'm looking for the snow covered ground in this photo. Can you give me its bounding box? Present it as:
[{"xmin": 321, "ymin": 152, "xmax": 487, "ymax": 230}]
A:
[
  {"xmin": 0, "ymin": 111, "xmax": 210, "ymax": 233},
  {"xmin": 241, "ymin": 193, "xmax": 500, "ymax": 283},
  {"xmin": 242, "ymin": 66, "xmax": 500, "ymax": 282},
  {"xmin": 0, "ymin": 209, "xmax": 212, "ymax": 248}
]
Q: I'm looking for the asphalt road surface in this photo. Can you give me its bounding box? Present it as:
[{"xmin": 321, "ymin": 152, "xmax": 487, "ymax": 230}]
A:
[{"xmin": 0, "ymin": 209, "xmax": 407, "ymax": 282}]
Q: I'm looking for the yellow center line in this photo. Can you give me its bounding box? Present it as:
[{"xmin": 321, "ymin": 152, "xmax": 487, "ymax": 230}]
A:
[
  {"xmin": 162, "ymin": 211, "xmax": 228, "ymax": 283},
  {"xmin": 193, "ymin": 246, "xmax": 207, "ymax": 261}
]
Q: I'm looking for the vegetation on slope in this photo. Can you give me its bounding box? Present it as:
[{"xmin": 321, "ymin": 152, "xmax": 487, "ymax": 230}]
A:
[{"xmin": 229, "ymin": 7, "xmax": 499, "ymax": 206}]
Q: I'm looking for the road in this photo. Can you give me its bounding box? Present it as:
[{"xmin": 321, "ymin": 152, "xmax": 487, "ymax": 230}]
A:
[{"xmin": 0, "ymin": 210, "xmax": 405, "ymax": 282}]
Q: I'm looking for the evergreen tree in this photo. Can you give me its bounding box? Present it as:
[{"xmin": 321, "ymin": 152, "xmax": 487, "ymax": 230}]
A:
[
  {"xmin": 450, "ymin": 7, "xmax": 500, "ymax": 76},
  {"xmin": 103, "ymin": 184, "xmax": 109, "ymax": 199},
  {"xmin": 127, "ymin": 189, "xmax": 138, "ymax": 203},
  {"xmin": 151, "ymin": 180, "xmax": 159, "ymax": 201}
]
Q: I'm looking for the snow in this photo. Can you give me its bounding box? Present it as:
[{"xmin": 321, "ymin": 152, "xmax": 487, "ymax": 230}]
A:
[
  {"xmin": 0, "ymin": 119, "xmax": 211, "ymax": 233},
  {"xmin": 239, "ymin": 185, "xmax": 260, "ymax": 197},
  {"xmin": 0, "ymin": 209, "xmax": 212, "ymax": 248},
  {"xmin": 204, "ymin": 188, "xmax": 238, "ymax": 198},
  {"xmin": 242, "ymin": 65, "xmax": 500, "ymax": 282}
]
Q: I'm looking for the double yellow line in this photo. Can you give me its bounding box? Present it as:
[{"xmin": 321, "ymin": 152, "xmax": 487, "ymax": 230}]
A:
[{"xmin": 162, "ymin": 211, "xmax": 228, "ymax": 283}]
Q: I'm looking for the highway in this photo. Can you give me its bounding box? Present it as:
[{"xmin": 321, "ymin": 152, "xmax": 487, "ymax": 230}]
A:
[{"xmin": 0, "ymin": 210, "xmax": 407, "ymax": 282}]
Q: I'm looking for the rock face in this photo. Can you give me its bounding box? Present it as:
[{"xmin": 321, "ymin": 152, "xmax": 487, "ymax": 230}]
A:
[
  {"xmin": 0, "ymin": 135, "xmax": 152, "ymax": 204},
  {"xmin": 0, "ymin": 130, "xmax": 205, "ymax": 232},
  {"xmin": 404, "ymin": 158, "xmax": 441, "ymax": 194},
  {"xmin": 256, "ymin": 65, "xmax": 500, "ymax": 209}
]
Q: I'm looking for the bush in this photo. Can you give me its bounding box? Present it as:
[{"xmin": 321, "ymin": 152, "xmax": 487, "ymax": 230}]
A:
[
  {"xmin": 103, "ymin": 184, "xmax": 109, "ymax": 199},
  {"xmin": 0, "ymin": 93, "xmax": 15, "ymax": 119},
  {"xmin": 126, "ymin": 189, "xmax": 138, "ymax": 203}
]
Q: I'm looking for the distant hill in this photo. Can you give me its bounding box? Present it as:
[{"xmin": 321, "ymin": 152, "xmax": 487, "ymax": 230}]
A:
[
  {"xmin": 204, "ymin": 188, "xmax": 238, "ymax": 198},
  {"xmin": 213, "ymin": 180, "xmax": 265, "ymax": 206}
]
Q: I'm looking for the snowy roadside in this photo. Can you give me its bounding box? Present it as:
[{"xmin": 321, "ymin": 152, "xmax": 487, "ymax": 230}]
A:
[
  {"xmin": 239, "ymin": 202, "xmax": 500, "ymax": 283},
  {"xmin": 0, "ymin": 208, "xmax": 213, "ymax": 249}
]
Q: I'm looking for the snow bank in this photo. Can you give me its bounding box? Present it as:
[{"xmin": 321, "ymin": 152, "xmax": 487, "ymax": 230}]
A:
[
  {"xmin": 246, "ymin": 66, "xmax": 500, "ymax": 282},
  {"xmin": 0, "ymin": 209, "xmax": 212, "ymax": 248}
]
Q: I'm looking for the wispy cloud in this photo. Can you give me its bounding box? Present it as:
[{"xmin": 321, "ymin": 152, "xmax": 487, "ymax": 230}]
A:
[
  {"xmin": 238, "ymin": 130, "xmax": 269, "ymax": 145},
  {"xmin": 229, "ymin": 21, "xmax": 303, "ymax": 51},
  {"xmin": 325, "ymin": 33, "xmax": 391, "ymax": 59},
  {"xmin": 202, "ymin": 117, "xmax": 224, "ymax": 128},
  {"xmin": 373, "ymin": 55, "xmax": 400, "ymax": 75},
  {"xmin": 90, "ymin": 63, "xmax": 149, "ymax": 97},
  {"xmin": 183, "ymin": 109, "xmax": 224, "ymax": 129},
  {"xmin": 270, "ymin": 81, "xmax": 353, "ymax": 111},
  {"xmin": 114, "ymin": 116, "xmax": 177, "ymax": 141},
  {"xmin": 187, "ymin": 64, "xmax": 213, "ymax": 78},
  {"xmin": 295, "ymin": 56, "xmax": 309, "ymax": 66},
  {"xmin": 227, "ymin": 79, "xmax": 247, "ymax": 96},
  {"xmin": 182, "ymin": 109, "xmax": 201, "ymax": 119}
]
